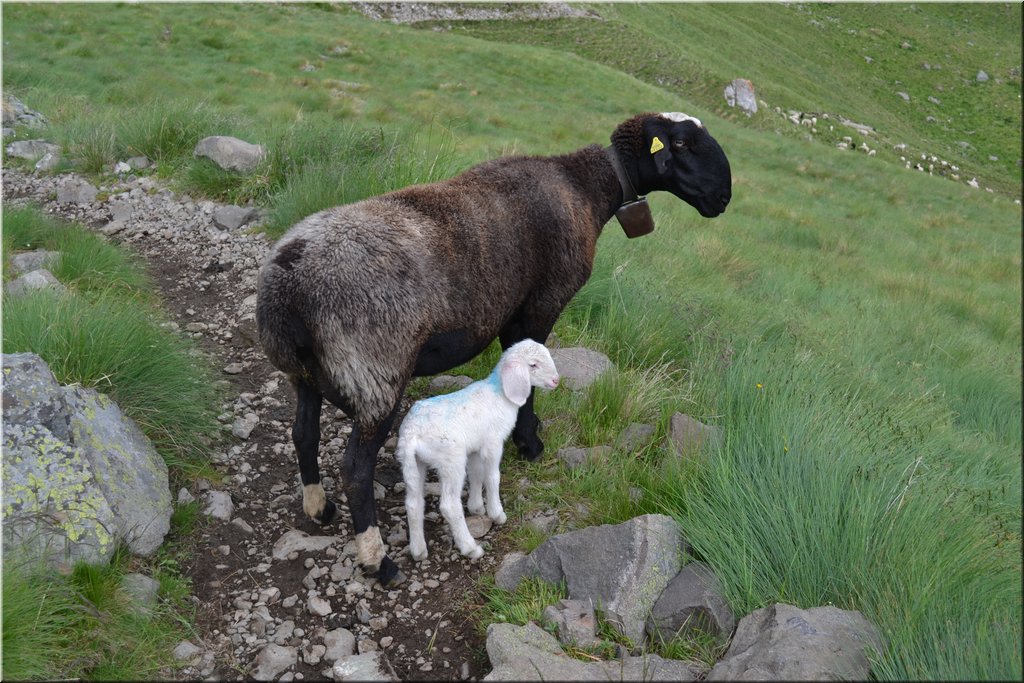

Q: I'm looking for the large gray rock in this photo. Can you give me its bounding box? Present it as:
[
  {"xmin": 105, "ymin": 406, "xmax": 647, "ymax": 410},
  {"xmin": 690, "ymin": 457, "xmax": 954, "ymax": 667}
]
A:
[
  {"xmin": 665, "ymin": 412, "xmax": 723, "ymax": 456},
  {"xmin": 9, "ymin": 249, "xmax": 60, "ymax": 276},
  {"xmin": 494, "ymin": 514, "xmax": 685, "ymax": 644},
  {"xmin": 194, "ymin": 135, "xmax": 266, "ymax": 173},
  {"xmin": 3, "ymin": 422, "xmax": 120, "ymax": 566},
  {"xmin": 2, "ymin": 353, "xmax": 172, "ymax": 567},
  {"xmin": 556, "ymin": 445, "xmax": 612, "ymax": 470},
  {"xmin": 615, "ymin": 422, "xmax": 656, "ymax": 452},
  {"xmin": 323, "ymin": 627, "xmax": 356, "ymax": 662},
  {"xmin": 647, "ymin": 561, "xmax": 735, "ymax": 644},
  {"xmin": 706, "ymin": 603, "xmax": 884, "ymax": 681},
  {"xmin": 120, "ymin": 572, "xmax": 161, "ymax": 613},
  {"xmin": 5, "ymin": 269, "xmax": 66, "ymax": 296},
  {"xmin": 724, "ymin": 78, "xmax": 758, "ymax": 116},
  {"xmin": 64, "ymin": 385, "xmax": 172, "ymax": 556},
  {"xmin": 483, "ymin": 621, "xmax": 703, "ymax": 681},
  {"xmin": 5, "ymin": 139, "xmax": 59, "ymax": 160},
  {"xmin": 548, "ymin": 347, "xmax": 613, "ymax": 390},
  {"xmin": 212, "ymin": 204, "xmax": 257, "ymax": 230},
  {"xmin": 56, "ymin": 177, "xmax": 98, "ymax": 205},
  {"xmin": 2, "ymin": 96, "xmax": 48, "ymax": 128}
]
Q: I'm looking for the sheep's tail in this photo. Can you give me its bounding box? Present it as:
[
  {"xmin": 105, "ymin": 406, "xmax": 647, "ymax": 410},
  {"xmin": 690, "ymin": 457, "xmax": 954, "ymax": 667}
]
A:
[{"xmin": 255, "ymin": 264, "xmax": 317, "ymax": 380}]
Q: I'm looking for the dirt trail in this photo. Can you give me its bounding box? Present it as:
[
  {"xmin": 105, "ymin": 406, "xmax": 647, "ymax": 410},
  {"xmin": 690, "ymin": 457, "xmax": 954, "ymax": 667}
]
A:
[{"xmin": 3, "ymin": 168, "xmax": 511, "ymax": 681}]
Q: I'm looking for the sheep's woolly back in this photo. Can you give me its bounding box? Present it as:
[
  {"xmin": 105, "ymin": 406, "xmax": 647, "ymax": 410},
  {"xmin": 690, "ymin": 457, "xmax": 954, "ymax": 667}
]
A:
[{"xmin": 257, "ymin": 148, "xmax": 614, "ymax": 426}]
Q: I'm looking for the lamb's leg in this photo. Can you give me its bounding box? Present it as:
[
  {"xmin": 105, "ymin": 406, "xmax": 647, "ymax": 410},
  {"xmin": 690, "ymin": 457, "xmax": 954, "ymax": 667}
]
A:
[
  {"xmin": 481, "ymin": 443, "xmax": 507, "ymax": 524},
  {"xmin": 437, "ymin": 455, "xmax": 483, "ymax": 559},
  {"xmin": 466, "ymin": 452, "xmax": 486, "ymax": 516},
  {"xmin": 293, "ymin": 380, "xmax": 337, "ymax": 524},
  {"xmin": 402, "ymin": 454, "xmax": 429, "ymax": 561},
  {"xmin": 343, "ymin": 404, "xmax": 406, "ymax": 587}
]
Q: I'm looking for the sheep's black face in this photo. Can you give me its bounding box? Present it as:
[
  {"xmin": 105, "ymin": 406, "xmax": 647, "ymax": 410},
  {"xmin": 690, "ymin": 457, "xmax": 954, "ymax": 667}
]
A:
[{"xmin": 642, "ymin": 113, "xmax": 732, "ymax": 218}]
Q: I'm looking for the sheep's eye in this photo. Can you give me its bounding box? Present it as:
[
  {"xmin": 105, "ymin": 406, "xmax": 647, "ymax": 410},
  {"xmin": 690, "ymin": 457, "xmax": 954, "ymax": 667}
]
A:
[
  {"xmin": 672, "ymin": 139, "xmax": 687, "ymax": 151},
  {"xmin": 528, "ymin": 362, "xmax": 538, "ymax": 368}
]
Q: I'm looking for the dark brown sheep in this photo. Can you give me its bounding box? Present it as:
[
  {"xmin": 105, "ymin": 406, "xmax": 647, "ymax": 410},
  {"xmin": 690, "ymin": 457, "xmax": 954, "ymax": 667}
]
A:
[{"xmin": 256, "ymin": 112, "xmax": 732, "ymax": 586}]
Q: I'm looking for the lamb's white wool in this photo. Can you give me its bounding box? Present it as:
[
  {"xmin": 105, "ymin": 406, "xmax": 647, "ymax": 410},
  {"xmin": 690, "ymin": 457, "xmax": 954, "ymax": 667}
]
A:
[
  {"xmin": 660, "ymin": 112, "xmax": 703, "ymax": 128},
  {"xmin": 396, "ymin": 340, "xmax": 559, "ymax": 561}
]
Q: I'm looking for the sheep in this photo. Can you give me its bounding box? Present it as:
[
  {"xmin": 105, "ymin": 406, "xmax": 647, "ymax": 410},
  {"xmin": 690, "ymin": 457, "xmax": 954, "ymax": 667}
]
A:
[
  {"xmin": 256, "ymin": 111, "xmax": 732, "ymax": 587},
  {"xmin": 396, "ymin": 340, "xmax": 560, "ymax": 561}
]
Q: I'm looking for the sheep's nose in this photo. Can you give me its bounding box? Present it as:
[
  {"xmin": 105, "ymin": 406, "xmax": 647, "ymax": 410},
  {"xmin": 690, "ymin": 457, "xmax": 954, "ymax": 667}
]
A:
[
  {"xmin": 551, "ymin": 377, "xmax": 560, "ymax": 388},
  {"xmin": 720, "ymin": 194, "xmax": 731, "ymax": 207}
]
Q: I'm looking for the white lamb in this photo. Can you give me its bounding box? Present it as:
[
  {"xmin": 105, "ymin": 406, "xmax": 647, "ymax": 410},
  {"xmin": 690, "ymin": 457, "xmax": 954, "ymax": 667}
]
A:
[{"xmin": 396, "ymin": 340, "xmax": 560, "ymax": 561}]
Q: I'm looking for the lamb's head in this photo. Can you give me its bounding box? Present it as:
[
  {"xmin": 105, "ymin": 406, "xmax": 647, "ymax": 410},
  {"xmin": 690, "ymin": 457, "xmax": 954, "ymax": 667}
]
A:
[
  {"xmin": 499, "ymin": 340, "xmax": 560, "ymax": 407},
  {"xmin": 612, "ymin": 112, "xmax": 732, "ymax": 218}
]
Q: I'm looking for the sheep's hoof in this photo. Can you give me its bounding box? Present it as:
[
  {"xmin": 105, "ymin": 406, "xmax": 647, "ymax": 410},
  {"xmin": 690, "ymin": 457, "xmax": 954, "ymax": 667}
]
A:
[
  {"xmin": 490, "ymin": 512, "xmax": 507, "ymax": 525},
  {"xmin": 464, "ymin": 544, "xmax": 484, "ymax": 560},
  {"xmin": 313, "ymin": 498, "xmax": 338, "ymax": 526},
  {"xmin": 515, "ymin": 439, "xmax": 544, "ymax": 461},
  {"xmin": 468, "ymin": 503, "xmax": 486, "ymax": 516},
  {"xmin": 409, "ymin": 546, "xmax": 428, "ymax": 562},
  {"xmin": 376, "ymin": 556, "xmax": 406, "ymax": 588}
]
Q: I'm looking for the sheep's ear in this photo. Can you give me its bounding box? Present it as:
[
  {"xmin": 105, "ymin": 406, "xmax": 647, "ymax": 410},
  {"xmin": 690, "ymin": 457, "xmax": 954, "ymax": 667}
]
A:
[{"xmin": 500, "ymin": 359, "xmax": 532, "ymax": 407}]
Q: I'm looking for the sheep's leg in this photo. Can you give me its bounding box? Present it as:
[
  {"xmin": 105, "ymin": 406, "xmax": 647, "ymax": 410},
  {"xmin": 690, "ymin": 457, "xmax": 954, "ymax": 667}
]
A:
[
  {"xmin": 343, "ymin": 404, "xmax": 406, "ymax": 587},
  {"xmin": 500, "ymin": 324, "xmax": 554, "ymax": 461},
  {"xmin": 402, "ymin": 455, "xmax": 429, "ymax": 561},
  {"xmin": 293, "ymin": 380, "xmax": 337, "ymax": 525},
  {"xmin": 481, "ymin": 444, "xmax": 507, "ymax": 525},
  {"xmin": 438, "ymin": 454, "xmax": 483, "ymax": 559},
  {"xmin": 466, "ymin": 452, "xmax": 486, "ymax": 516}
]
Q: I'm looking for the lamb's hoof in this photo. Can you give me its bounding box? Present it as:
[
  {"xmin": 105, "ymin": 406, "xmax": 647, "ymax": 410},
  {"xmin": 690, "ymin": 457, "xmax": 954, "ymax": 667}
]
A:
[
  {"xmin": 463, "ymin": 544, "xmax": 484, "ymax": 560},
  {"xmin": 314, "ymin": 498, "xmax": 338, "ymax": 526},
  {"xmin": 409, "ymin": 547, "xmax": 428, "ymax": 562},
  {"xmin": 468, "ymin": 503, "xmax": 486, "ymax": 516},
  {"xmin": 490, "ymin": 512, "xmax": 507, "ymax": 525},
  {"xmin": 377, "ymin": 556, "xmax": 406, "ymax": 588}
]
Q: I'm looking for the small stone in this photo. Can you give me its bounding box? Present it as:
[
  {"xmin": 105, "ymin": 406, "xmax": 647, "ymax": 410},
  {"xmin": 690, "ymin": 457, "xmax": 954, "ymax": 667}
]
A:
[
  {"xmin": 224, "ymin": 362, "xmax": 245, "ymax": 374},
  {"xmin": 308, "ymin": 595, "xmax": 332, "ymax": 617},
  {"xmin": 231, "ymin": 517, "xmax": 255, "ymax": 535},
  {"xmin": 173, "ymin": 640, "xmax": 202, "ymax": 663}
]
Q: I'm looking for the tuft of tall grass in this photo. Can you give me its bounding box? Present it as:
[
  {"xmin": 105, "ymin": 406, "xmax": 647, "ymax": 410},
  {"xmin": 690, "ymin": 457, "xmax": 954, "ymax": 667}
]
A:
[
  {"xmin": 264, "ymin": 120, "xmax": 460, "ymax": 237},
  {"xmin": 2, "ymin": 288, "xmax": 220, "ymax": 472},
  {"xmin": 647, "ymin": 340, "xmax": 1022, "ymax": 681},
  {"xmin": 3, "ymin": 205, "xmax": 151, "ymax": 295}
]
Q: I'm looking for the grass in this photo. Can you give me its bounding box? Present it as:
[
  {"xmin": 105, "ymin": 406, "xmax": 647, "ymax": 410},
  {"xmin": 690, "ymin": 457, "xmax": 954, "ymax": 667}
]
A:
[
  {"xmin": 2, "ymin": 207, "xmax": 218, "ymax": 680},
  {"xmin": 2, "ymin": 2, "xmax": 1020, "ymax": 680},
  {"xmin": 2, "ymin": 207, "xmax": 223, "ymax": 474}
]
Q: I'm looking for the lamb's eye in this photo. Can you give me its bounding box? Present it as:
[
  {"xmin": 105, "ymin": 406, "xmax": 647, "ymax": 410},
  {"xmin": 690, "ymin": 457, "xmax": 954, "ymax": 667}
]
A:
[
  {"xmin": 528, "ymin": 362, "xmax": 538, "ymax": 368},
  {"xmin": 672, "ymin": 139, "xmax": 687, "ymax": 151}
]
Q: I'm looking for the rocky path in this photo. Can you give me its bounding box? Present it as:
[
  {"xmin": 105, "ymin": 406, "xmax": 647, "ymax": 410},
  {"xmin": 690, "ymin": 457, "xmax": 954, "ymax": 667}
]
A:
[{"xmin": 2, "ymin": 168, "xmax": 507, "ymax": 681}]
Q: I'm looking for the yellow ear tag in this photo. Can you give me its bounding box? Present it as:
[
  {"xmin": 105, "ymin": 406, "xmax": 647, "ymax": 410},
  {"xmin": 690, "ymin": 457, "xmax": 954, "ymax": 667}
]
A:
[{"xmin": 650, "ymin": 136, "xmax": 664, "ymax": 154}]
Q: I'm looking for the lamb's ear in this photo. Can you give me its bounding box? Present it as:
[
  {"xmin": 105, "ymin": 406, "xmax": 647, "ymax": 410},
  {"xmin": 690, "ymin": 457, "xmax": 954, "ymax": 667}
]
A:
[{"xmin": 500, "ymin": 359, "xmax": 532, "ymax": 407}]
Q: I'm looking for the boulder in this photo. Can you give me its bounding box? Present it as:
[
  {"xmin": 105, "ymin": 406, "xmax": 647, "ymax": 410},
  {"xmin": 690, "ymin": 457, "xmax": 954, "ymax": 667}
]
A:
[
  {"xmin": 194, "ymin": 135, "xmax": 266, "ymax": 173},
  {"xmin": 64, "ymin": 385, "xmax": 172, "ymax": 556},
  {"xmin": 2, "ymin": 353, "xmax": 173, "ymax": 567},
  {"xmin": 483, "ymin": 621, "xmax": 703, "ymax": 681},
  {"xmin": 646, "ymin": 561, "xmax": 735, "ymax": 644},
  {"xmin": 615, "ymin": 422, "xmax": 656, "ymax": 452},
  {"xmin": 56, "ymin": 177, "xmax": 98, "ymax": 205},
  {"xmin": 548, "ymin": 347, "xmax": 613, "ymax": 390},
  {"xmin": 120, "ymin": 572, "xmax": 161, "ymax": 613},
  {"xmin": 5, "ymin": 269, "xmax": 66, "ymax": 296},
  {"xmin": 9, "ymin": 249, "xmax": 60, "ymax": 276},
  {"xmin": 5, "ymin": 139, "xmax": 59, "ymax": 161},
  {"xmin": 212, "ymin": 204, "xmax": 257, "ymax": 230},
  {"xmin": 556, "ymin": 445, "xmax": 612, "ymax": 470},
  {"xmin": 494, "ymin": 514, "xmax": 685, "ymax": 644},
  {"xmin": 665, "ymin": 412, "xmax": 722, "ymax": 456},
  {"xmin": 724, "ymin": 78, "xmax": 758, "ymax": 116},
  {"xmin": 706, "ymin": 603, "xmax": 884, "ymax": 681}
]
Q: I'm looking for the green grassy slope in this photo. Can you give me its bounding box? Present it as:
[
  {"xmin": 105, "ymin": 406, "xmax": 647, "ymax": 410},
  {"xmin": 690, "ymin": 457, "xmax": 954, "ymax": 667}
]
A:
[
  {"xmin": 445, "ymin": 2, "xmax": 1022, "ymax": 195},
  {"xmin": 2, "ymin": 3, "xmax": 1021, "ymax": 680}
]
